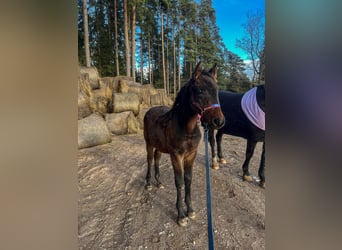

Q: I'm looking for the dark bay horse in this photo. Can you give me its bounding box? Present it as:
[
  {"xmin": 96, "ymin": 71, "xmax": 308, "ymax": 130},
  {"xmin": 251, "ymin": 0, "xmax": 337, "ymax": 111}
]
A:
[
  {"xmin": 143, "ymin": 62, "xmax": 225, "ymax": 226},
  {"xmin": 209, "ymin": 85, "xmax": 265, "ymax": 188}
]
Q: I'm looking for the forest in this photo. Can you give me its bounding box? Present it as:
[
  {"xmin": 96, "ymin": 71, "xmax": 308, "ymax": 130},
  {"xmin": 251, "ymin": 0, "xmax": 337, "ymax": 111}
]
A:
[{"xmin": 78, "ymin": 0, "xmax": 265, "ymax": 94}]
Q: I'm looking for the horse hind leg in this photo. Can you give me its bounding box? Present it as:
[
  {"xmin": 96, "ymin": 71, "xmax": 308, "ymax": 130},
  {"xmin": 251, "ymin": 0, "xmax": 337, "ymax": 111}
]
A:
[
  {"xmin": 242, "ymin": 140, "xmax": 256, "ymax": 182},
  {"xmin": 171, "ymin": 154, "xmax": 188, "ymax": 227},
  {"xmin": 145, "ymin": 144, "xmax": 154, "ymax": 190},
  {"xmin": 154, "ymin": 149, "xmax": 164, "ymax": 188},
  {"xmin": 258, "ymin": 142, "xmax": 266, "ymax": 188}
]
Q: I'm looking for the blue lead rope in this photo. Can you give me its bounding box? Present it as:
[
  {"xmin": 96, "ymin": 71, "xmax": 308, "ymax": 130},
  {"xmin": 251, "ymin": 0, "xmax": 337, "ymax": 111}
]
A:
[{"xmin": 203, "ymin": 126, "xmax": 215, "ymax": 250}]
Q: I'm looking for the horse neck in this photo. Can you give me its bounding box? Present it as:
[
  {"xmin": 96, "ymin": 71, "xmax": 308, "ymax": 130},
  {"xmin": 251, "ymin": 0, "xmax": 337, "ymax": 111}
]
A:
[
  {"xmin": 173, "ymin": 99, "xmax": 199, "ymax": 135},
  {"xmin": 180, "ymin": 111, "xmax": 199, "ymax": 135}
]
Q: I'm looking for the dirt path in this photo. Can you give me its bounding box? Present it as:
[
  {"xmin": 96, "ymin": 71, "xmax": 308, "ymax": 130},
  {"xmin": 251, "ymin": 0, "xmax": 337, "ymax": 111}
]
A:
[{"xmin": 78, "ymin": 130, "xmax": 265, "ymax": 249}]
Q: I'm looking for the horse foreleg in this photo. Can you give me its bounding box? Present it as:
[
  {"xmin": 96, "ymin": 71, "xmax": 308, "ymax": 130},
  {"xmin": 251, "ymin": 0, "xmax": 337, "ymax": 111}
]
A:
[
  {"xmin": 216, "ymin": 130, "xmax": 226, "ymax": 164},
  {"xmin": 154, "ymin": 149, "xmax": 164, "ymax": 188},
  {"xmin": 258, "ymin": 142, "xmax": 265, "ymax": 188},
  {"xmin": 171, "ymin": 154, "xmax": 187, "ymax": 226},
  {"xmin": 184, "ymin": 152, "xmax": 197, "ymax": 220},
  {"xmin": 208, "ymin": 129, "xmax": 219, "ymax": 169},
  {"xmin": 242, "ymin": 140, "xmax": 256, "ymax": 182},
  {"xmin": 145, "ymin": 145, "xmax": 154, "ymax": 190}
]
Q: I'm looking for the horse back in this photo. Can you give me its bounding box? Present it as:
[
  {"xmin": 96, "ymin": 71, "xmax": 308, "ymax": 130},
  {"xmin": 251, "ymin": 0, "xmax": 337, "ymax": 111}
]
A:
[{"xmin": 219, "ymin": 91, "xmax": 264, "ymax": 141}]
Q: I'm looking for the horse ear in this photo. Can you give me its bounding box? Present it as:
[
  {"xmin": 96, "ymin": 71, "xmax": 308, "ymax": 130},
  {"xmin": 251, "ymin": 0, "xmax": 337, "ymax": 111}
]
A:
[
  {"xmin": 193, "ymin": 61, "xmax": 202, "ymax": 80},
  {"xmin": 209, "ymin": 63, "xmax": 217, "ymax": 80}
]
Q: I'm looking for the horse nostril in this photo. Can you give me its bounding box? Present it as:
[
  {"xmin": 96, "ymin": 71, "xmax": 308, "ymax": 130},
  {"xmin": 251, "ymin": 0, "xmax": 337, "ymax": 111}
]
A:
[
  {"xmin": 213, "ymin": 117, "xmax": 225, "ymax": 127},
  {"xmin": 213, "ymin": 118, "xmax": 221, "ymax": 126},
  {"xmin": 220, "ymin": 117, "xmax": 225, "ymax": 126}
]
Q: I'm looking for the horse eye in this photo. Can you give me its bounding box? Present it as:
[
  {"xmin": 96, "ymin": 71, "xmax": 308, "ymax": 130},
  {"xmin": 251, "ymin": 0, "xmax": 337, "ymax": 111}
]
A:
[{"xmin": 198, "ymin": 89, "xmax": 203, "ymax": 94}]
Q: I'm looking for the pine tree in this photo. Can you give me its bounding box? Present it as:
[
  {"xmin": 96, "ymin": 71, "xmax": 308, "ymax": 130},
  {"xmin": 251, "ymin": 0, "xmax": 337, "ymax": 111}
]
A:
[{"xmin": 225, "ymin": 50, "xmax": 251, "ymax": 92}]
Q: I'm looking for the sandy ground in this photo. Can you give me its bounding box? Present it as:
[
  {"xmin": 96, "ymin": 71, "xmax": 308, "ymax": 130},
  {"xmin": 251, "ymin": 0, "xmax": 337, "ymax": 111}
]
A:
[{"xmin": 78, "ymin": 129, "xmax": 265, "ymax": 249}]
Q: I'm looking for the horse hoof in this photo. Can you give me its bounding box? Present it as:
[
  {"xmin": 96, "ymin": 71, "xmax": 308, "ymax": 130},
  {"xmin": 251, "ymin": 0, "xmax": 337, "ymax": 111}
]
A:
[
  {"xmin": 259, "ymin": 182, "xmax": 265, "ymax": 188},
  {"xmin": 243, "ymin": 175, "xmax": 253, "ymax": 182},
  {"xmin": 219, "ymin": 158, "xmax": 227, "ymax": 164},
  {"xmin": 145, "ymin": 184, "xmax": 152, "ymax": 191},
  {"xmin": 188, "ymin": 211, "xmax": 196, "ymax": 220},
  {"xmin": 177, "ymin": 217, "xmax": 189, "ymax": 227},
  {"xmin": 211, "ymin": 162, "xmax": 219, "ymax": 170},
  {"xmin": 157, "ymin": 183, "xmax": 164, "ymax": 189}
]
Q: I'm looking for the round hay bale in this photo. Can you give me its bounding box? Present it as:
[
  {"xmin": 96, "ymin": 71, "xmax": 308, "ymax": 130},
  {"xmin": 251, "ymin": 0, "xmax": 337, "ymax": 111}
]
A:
[
  {"xmin": 105, "ymin": 111, "xmax": 139, "ymax": 135},
  {"xmin": 101, "ymin": 76, "xmax": 134, "ymax": 93},
  {"xmin": 101, "ymin": 77, "xmax": 118, "ymax": 92},
  {"xmin": 78, "ymin": 113, "xmax": 112, "ymax": 149},
  {"xmin": 112, "ymin": 93, "xmax": 140, "ymax": 116},
  {"xmin": 80, "ymin": 66, "xmax": 100, "ymax": 90},
  {"xmin": 78, "ymin": 77, "xmax": 92, "ymax": 119},
  {"xmin": 89, "ymin": 96, "xmax": 108, "ymax": 116},
  {"xmin": 78, "ymin": 93, "xmax": 92, "ymax": 119},
  {"xmin": 150, "ymin": 93, "xmax": 162, "ymax": 106},
  {"xmin": 126, "ymin": 83, "xmax": 157, "ymax": 106},
  {"xmin": 136, "ymin": 108, "xmax": 150, "ymax": 130},
  {"xmin": 150, "ymin": 90, "xmax": 173, "ymax": 106},
  {"xmin": 118, "ymin": 79, "xmax": 128, "ymax": 93}
]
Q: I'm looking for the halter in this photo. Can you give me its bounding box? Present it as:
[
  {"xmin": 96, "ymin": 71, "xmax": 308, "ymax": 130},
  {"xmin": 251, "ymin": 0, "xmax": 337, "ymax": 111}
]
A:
[{"xmin": 197, "ymin": 103, "xmax": 221, "ymax": 123}]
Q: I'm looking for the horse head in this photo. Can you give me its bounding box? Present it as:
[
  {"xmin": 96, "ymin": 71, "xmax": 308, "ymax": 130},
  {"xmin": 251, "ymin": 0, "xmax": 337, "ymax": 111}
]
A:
[{"xmin": 190, "ymin": 62, "xmax": 225, "ymax": 129}]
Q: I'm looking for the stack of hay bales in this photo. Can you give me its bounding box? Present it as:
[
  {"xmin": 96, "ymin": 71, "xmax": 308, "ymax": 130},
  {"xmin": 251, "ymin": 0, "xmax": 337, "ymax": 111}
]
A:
[
  {"xmin": 78, "ymin": 67, "xmax": 174, "ymax": 149},
  {"xmin": 105, "ymin": 92, "xmax": 140, "ymax": 135},
  {"xmin": 78, "ymin": 67, "xmax": 112, "ymax": 149}
]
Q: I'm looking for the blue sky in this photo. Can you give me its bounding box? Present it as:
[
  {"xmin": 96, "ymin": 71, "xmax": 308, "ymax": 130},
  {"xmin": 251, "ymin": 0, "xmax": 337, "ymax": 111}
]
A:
[{"xmin": 213, "ymin": 0, "xmax": 265, "ymax": 60}]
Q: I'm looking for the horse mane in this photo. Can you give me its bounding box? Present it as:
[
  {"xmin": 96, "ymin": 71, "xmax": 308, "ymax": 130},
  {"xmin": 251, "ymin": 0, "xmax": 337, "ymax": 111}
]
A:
[
  {"xmin": 157, "ymin": 67, "xmax": 213, "ymax": 126},
  {"xmin": 158, "ymin": 80, "xmax": 192, "ymax": 126}
]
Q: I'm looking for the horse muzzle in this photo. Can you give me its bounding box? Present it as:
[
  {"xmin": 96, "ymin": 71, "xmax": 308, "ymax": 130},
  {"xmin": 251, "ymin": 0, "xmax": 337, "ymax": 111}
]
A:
[{"xmin": 200, "ymin": 104, "xmax": 225, "ymax": 129}]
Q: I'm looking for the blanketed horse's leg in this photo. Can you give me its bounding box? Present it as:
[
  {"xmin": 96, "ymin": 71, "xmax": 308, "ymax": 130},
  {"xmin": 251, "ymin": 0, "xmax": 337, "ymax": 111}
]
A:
[
  {"xmin": 216, "ymin": 130, "xmax": 226, "ymax": 164},
  {"xmin": 154, "ymin": 149, "xmax": 164, "ymax": 188},
  {"xmin": 171, "ymin": 154, "xmax": 187, "ymax": 226},
  {"xmin": 184, "ymin": 151, "xmax": 197, "ymax": 220},
  {"xmin": 242, "ymin": 140, "xmax": 256, "ymax": 182},
  {"xmin": 258, "ymin": 142, "xmax": 265, "ymax": 188},
  {"xmin": 208, "ymin": 129, "xmax": 219, "ymax": 169},
  {"xmin": 145, "ymin": 145, "xmax": 154, "ymax": 190}
]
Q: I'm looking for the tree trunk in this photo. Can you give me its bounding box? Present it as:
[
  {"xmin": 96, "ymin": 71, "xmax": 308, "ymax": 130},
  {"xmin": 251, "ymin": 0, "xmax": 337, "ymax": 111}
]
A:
[
  {"xmin": 165, "ymin": 14, "xmax": 169, "ymax": 95},
  {"xmin": 177, "ymin": 13, "xmax": 181, "ymax": 93},
  {"xmin": 173, "ymin": 28, "xmax": 176, "ymax": 98},
  {"xmin": 140, "ymin": 33, "xmax": 143, "ymax": 84},
  {"xmin": 82, "ymin": 0, "xmax": 91, "ymax": 67},
  {"xmin": 160, "ymin": 8, "xmax": 166, "ymax": 93},
  {"xmin": 124, "ymin": 0, "xmax": 131, "ymax": 77},
  {"xmin": 114, "ymin": 0, "xmax": 120, "ymax": 75},
  {"xmin": 148, "ymin": 36, "xmax": 151, "ymax": 85},
  {"xmin": 131, "ymin": 2, "xmax": 136, "ymax": 81}
]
